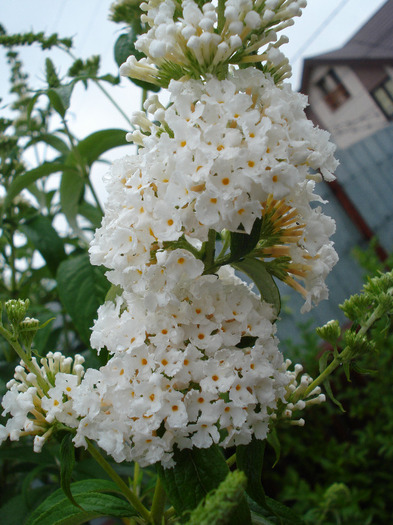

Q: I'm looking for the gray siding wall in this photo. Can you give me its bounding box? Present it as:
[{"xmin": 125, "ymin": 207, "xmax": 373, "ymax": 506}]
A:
[{"xmin": 277, "ymin": 123, "xmax": 393, "ymax": 348}]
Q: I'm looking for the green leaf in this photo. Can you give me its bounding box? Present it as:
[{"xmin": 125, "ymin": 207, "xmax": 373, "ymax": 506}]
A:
[
  {"xmin": 319, "ymin": 353, "xmax": 345, "ymax": 412},
  {"xmin": 60, "ymin": 434, "xmax": 81, "ymax": 510},
  {"xmin": 25, "ymin": 480, "xmax": 136, "ymax": 525},
  {"xmin": 20, "ymin": 215, "xmax": 67, "ymax": 275},
  {"xmin": 247, "ymin": 497, "xmax": 305, "ymax": 525},
  {"xmin": 264, "ymin": 497, "xmax": 304, "ymax": 525},
  {"xmin": 56, "ymin": 253, "xmax": 110, "ymax": 346},
  {"xmin": 230, "ymin": 218, "xmax": 262, "ymax": 261},
  {"xmin": 72, "ymin": 128, "xmax": 129, "ymax": 168},
  {"xmin": 47, "ymin": 84, "xmax": 74, "ymax": 118},
  {"xmin": 78, "ymin": 200, "xmax": 103, "ymax": 229},
  {"xmin": 4, "ymin": 162, "xmax": 68, "ymax": 208},
  {"xmin": 157, "ymin": 446, "xmax": 251, "ymax": 524},
  {"xmin": 60, "ymin": 169, "xmax": 84, "ymax": 234},
  {"xmin": 237, "ymin": 437, "xmax": 266, "ymax": 507},
  {"xmin": 266, "ymin": 428, "xmax": 281, "ymax": 468},
  {"xmin": 26, "ymin": 133, "xmax": 71, "ymax": 156},
  {"xmin": 232, "ymin": 258, "xmax": 281, "ymax": 316}
]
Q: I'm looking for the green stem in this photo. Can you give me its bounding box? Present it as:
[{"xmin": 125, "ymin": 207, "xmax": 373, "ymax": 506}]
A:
[
  {"xmin": 226, "ymin": 453, "xmax": 237, "ymax": 468},
  {"xmin": 0, "ymin": 325, "xmax": 49, "ymax": 393},
  {"xmin": 301, "ymin": 301, "xmax": 387, "ymax": 399},
  {"xmin": 150, "ymin": 475, "xmax": 167, "ymax": 525},
  {"xmin": 217, "ymin": 0, "xmax": 226, "ymax": 33},
  {"xmin": 141, "ymin": 88, "xmax": 148, "ymax": 110},
  {"xmin": 95, "ymin": 80, "xmax": 134, "ymax": 128},
  {"xmin": 203, "ymin": 229, "xmax": 217, "ymax": 273},
  {"xmin": 86, "ymin": 440, "xmax": 151, "ymax": 522}
]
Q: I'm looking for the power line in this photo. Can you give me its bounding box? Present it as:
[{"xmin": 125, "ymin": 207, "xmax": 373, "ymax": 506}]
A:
[{"xmin": 289, "ymin": 0, "xmax": 352, "ymax": 65}]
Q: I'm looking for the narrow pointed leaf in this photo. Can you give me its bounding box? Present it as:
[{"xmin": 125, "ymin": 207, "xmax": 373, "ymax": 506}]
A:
[
  {"xmin": 60, "ymin": 170, "xmax": 84, "ymax": 233},
  {"xmin": 26, "ymin": 133, "xmax": 71, "ymax": 155},
  {"xmin": 60, "ymin": 434, "xmax": 81, "ymax": 509},
  {"xmin": 237, "ymin": 437, "xmax": 266, "ymax": 507},
  {"xmin": 56, "ymin": 253, "xmax": 110, "ymax": 345},
  {"xmin": 20, "ymin": 215, "xmax": 67, "ymax": 276},
  {"xmin": 232, "ymin": 258, "xmax": 280, "ymax": 316},
  {"xmin": 72, "ymin": 129, "xmax": 129, "ymax": 168},
  {"xmin": 4, "ymin": 162, "xmax": 68, "ymax": 208}
]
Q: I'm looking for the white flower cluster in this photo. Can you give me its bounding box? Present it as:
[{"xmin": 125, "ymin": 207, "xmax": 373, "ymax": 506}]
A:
[
  {"xmin": 91, "ymin": 68, "xmax": 337, "ymax": 310},
  {"xmin": 70, "ymin": 266, "xmax": 290, "ymax": 466},
  {"xmin": 0, "ymin": 353, "xmax": 85, "ymax": 452},
  {"xmin": 121, "ymin": 0, "xmax": 307, "ymax": 84}
]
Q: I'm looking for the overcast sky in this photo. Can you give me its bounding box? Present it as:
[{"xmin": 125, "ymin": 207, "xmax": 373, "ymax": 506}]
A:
[{"xmin": 0, "ymin": 0, "xmax": 388, "ymax": 200}]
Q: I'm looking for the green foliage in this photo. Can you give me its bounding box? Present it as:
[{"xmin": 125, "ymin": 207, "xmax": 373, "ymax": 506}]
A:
[
  {"xmin": 263, "ymin": 310, "xmax": 393, "ymax": 523},
  {"xmin": 158, "ymin": 446, "xmax": 251, "ymax": 523}
]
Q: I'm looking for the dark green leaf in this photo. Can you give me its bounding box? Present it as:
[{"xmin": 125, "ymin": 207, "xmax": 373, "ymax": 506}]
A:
[
  {"xmin": 73, "ymin": 128, "xmax": 129, "ymax": 168},
  {"xmin": 60, "ymin": 434, "xmax": 81, "ymax": 509},
  {"xmin": 157, "ymin": 446, "xmax": 251, "ymax": 524},
  {"xmin": 4, "ymin": 162, "xmax": 68, "ymax": 208},
  {"xmin": 78, "ymin": 200, "xmax": 103, "ymax": 229},
  {"xmin": 114, "ymin": 31, "xmax": 160, "ymax": 92},
  {"xmin": 60, "ymin": 169, "xmax": 84, "ymax": 233},
  {"xmin": 0, "ymin": 493, "xmax": 29, "ymax": 525},
  {"xmin": 20, "ymin": 215, "xmax": 67, "ymax": 275},
  {"xmin": 237, "ymin": 437, "xmax": 266, "ymax": 507},
  {"xmin": 26, "ymin": 133, "xmax": 71, "ymax": 156},
  {"xmin": 230, "ymin": 218, "xmax": 262, "ymax": 261},
  {"xmin": 25, "ymin": 479, "xmax": 125, "ymax": 525},
  {"xmin": 264, "ymin": 497, "xmax": 304, "ymax": 525},
  {"xmin": 47, "ymin": 84, "xmax": 74, "ymax": 118},
  {"xmin": 56, "ymin": 253, "xmax": 110, "ymax": 346},
  {"xmin": 266, "ymin": 428, "xmax": 281, "ymax": 468},
  {"xmin": 25, "ymin": 490, "xmax": 136, "ymax": 525},
  {"xmin": 232, "ymin": 258, "xmax": 281, "ymax": 316}
]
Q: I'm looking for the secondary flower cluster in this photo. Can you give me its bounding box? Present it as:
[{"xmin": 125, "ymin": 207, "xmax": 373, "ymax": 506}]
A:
[
  {"xmin": 0, "ymin": 352, "xmax": 85, "ymax": 452},
  {"xmin": 121, "ymin": 0, "xmax": 306, "ymax": 85}
]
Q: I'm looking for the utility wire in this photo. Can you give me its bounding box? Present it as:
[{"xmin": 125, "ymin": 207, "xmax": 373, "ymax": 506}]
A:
[{"xmin": 289, "ymin": 0, "xmax": 352, "ymax": 65}]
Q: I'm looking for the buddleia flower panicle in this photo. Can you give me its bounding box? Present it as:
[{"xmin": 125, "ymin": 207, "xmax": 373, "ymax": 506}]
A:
[
  {"xmin": 120, "ymin": 0, "xmax": 307, "ymax": 85},
  {"xmin": 0, "ymin": 352, "xmax": 85, "ymax": 452}
]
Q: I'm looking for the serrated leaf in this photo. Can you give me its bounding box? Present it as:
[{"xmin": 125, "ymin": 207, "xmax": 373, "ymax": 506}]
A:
[
  {"xmin": 72, "ymin": 129, "xmax": 129, "ymax": 168},
  {"xmin": 56, "ymin": 253, "xmax": 110, "ymax": 345},
  {"xmin": 4, "ymin": 162, "xmax": 68, "ymax": 208},
  {"xmin": 60, "ymin": 434, "xmax": 81, "ymax": 509},
  {"xmin": 157, "ymin": 446, "xmax": 251, "ymax": 523},
  {"xmin": 232, "ymin": 258, "xmax": 280, "ymax": 316},
  {"xmin": 230, "ymin": 218, "xmax": 262, "ymax": 261},
  {"xmin": 25, "ymin": 488, "xmax": 136, "ymax": 525},
  {"xmin": 20, "ymin": 215, "xmax": 67, "ymax": 276},
  {"xmin": 237, "ymin": 437, "xmax": 266, "ymax": 507}
]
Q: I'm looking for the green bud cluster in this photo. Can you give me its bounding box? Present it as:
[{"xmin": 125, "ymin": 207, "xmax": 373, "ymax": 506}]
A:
[{"xmin": 316, "ymin": 320, "xmax": 341, "ymax": 346}]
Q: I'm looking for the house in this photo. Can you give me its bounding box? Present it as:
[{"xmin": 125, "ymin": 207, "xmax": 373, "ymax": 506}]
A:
[{"xmin": 300, "ymin": 0, "xmax": 393, "ymax": 150}]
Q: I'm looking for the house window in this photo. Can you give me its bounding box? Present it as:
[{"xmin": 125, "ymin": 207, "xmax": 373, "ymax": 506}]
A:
[
  {"xmin": 371, "ymin": 77, "xmax": 393, "ymax": 119},
  {"xmin": 316, "ymin": 69, "xmax": 350, "ymax": 110}
]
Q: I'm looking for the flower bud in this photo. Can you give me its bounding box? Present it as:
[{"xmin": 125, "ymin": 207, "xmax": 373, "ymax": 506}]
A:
[{"xmin": 316, "ymin": 319, "xmax": 341, "ymax": 345}]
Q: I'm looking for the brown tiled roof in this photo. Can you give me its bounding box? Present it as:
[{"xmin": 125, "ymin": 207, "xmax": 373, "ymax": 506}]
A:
[
  {"xmin": 300, "ymin": 0, "xmax": 393, "ymax": 93},
  {"xmin": 314, "ymin": 0, "xmax": 393, "ymax": 61}
]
